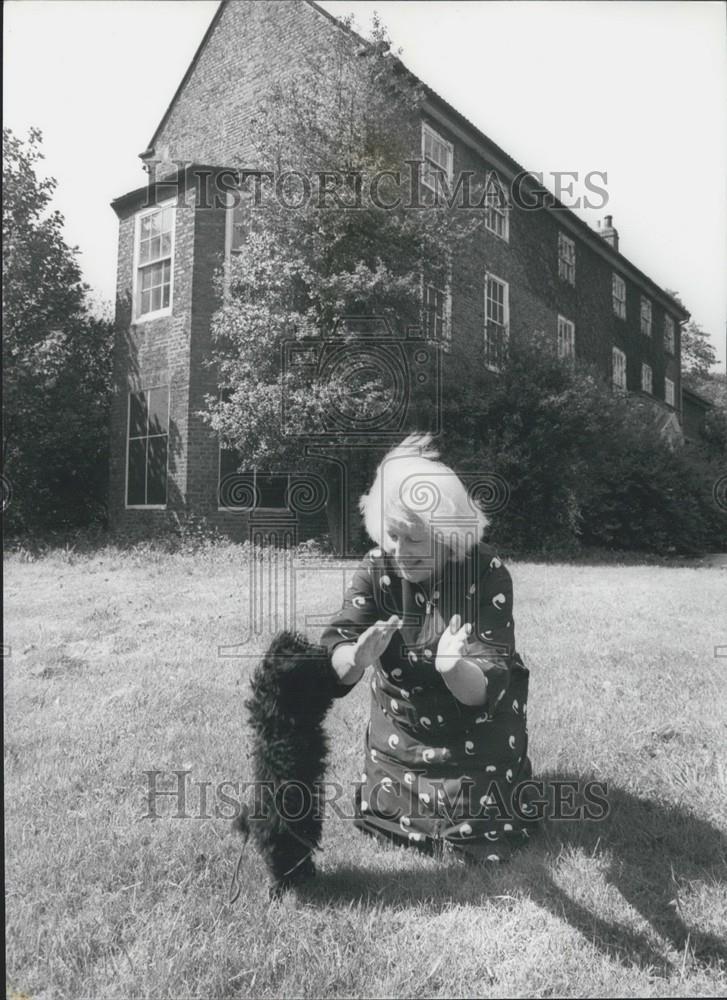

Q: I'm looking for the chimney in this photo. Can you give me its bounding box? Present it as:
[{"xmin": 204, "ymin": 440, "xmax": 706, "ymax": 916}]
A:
[{"xmin": 598, "ymin": 215, "xmax": 619, "ymax": 253}]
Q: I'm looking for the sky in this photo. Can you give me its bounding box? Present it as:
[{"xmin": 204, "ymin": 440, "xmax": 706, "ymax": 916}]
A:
[{"xmin": 4, "ymin": 0, "xmax": 726, "ymax": 367}]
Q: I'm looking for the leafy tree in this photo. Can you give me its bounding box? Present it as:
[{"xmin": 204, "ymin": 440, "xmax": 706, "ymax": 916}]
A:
[
  {"xmin": 441, "ymin": 335, "xmax": 726, "ymax": 555},
  {"xmin": 202, "ymin": 16, "xmax": 484, "ymax": 551},
  {"xmin": 664, "ymin": 289, "xmax": 719, "ymax": 384},
  {"xmin": 681, "ymin": 320, "xmax": 718, "ymax": 382},
  {"xmin": 3, "ymin": 127, "xmax": 114, "ymax": 532}
]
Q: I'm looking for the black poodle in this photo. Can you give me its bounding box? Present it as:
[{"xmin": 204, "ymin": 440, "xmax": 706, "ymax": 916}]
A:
[{"xmin": 234, "ymin": 630, "xmax": 340, "ymax": 895}]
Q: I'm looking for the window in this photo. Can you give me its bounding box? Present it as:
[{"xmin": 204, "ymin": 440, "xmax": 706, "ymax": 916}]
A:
[
  {"xmin": 225, "ymin": 200, "xmax": 245, "ymax": 257},
  {"xmin": 484, "ymin": 172, "xmax": 509, "ymax": 241},
  {"xmin": 612, "ymin": 273, "xmax": 626, "ymax": 319},
  {"xmin": 421, "ymin": 122, "xmax": 453, "ymax": 192},
  {"xmin": 422, "ymin": 280, "xmax": 452, "ymax": 343},
  {"xmin": 484, "ymin": 272, "xmax": 509, "ymax": 371},
  {"xmin": 664, "ymin": 314, "xmax": 676, "ymax": 354},
  {"xmin": 640, "ymin": 296, "xmax": 652, "ymax": 337},
  {"xmin": 641, "ymin": 362, "xmax": 653, "ymax": 394},
  {"xmin": 218, "ymin": 447, "xmax": 289, "ymax": 511},
  {"xmin": 134, "ymin": 204, "xmax": 174, "ymax": 319},
  {"xmin": 612, "ymin": 346, "xmax": 627, "ymax": 390},
  {"xmin": 665, "ymin": 377, "xmax": 676, "ymax": 407},
  {"xmin": 557, "ymin": 315, "xmax": 575, "ymax": 359},
  {"xmin": 126, "ymin": 386, "xmax": 169, "ymax": 507},
  {"xmin": 558, "ymin": 232, "xmax": 576, "ymax": 285}
]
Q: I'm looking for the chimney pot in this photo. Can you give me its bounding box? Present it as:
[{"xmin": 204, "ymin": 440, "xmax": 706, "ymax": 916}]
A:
[{"xmin": 599, "ymin": 215, "xmax": 619, "ymax": 253}]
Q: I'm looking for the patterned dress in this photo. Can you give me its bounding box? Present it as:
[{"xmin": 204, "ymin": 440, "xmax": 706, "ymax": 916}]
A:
[{"xmin": 320, "ymin": 541, "xmax": 538, "ymax": 862}]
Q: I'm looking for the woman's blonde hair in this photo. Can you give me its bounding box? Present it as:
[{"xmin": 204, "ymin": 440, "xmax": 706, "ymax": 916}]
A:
[{"xmin": 359, "ymin": 433, "xmax": 488, "ymax": 561}]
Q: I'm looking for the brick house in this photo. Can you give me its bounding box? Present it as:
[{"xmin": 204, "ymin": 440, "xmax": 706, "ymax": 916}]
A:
[{"xmin": 109, "ymin": 0, "xmax": 691, "ymax": 546}]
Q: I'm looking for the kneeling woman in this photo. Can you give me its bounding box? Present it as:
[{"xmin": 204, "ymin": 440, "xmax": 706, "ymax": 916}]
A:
[{"xmin": 321, "ymin": 434, "xmax": 538, "ymax": 862}]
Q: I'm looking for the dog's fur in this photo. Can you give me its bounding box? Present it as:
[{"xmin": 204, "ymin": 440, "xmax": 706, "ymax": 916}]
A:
[{"xmin": 234, "ymin": 630, "xmax": 340, "ymax": 894}]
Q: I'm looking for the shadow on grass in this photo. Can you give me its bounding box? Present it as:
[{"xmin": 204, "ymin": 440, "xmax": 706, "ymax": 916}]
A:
[{"xmin": 300, "ymin": 773, "xmax": 727, "ymax": 975}]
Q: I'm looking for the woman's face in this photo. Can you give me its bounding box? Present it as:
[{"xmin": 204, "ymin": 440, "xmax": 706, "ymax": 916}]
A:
[{"xmin": 383, "ymin": 512, "xmax": 443, "ymax": 583}]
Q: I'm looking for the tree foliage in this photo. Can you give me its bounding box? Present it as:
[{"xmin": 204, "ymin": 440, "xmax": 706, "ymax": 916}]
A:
[
  {"xmin": 441, "ymin": 335, "xmax": 726, "ymax": 555},
  {"xmin": 3, "ymin": 127, "xmax": 114, "ymax": 532},
  {"xmin": 202, "ymin": 17, "xmax": 486, "ymax": 547}
]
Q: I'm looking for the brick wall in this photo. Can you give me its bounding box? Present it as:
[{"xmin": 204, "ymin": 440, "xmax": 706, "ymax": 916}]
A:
[
  {"xmin": 151, "ymin": 0, "xmax": 355, "ymax": 169},
  {"xmin": 109, "ymin": 182, "xmax": 198, "ymax": 538}
]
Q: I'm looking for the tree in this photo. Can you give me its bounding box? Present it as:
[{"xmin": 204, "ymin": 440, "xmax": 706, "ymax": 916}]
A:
[
  {"xmin": 663, "ymin": 289, "xmax": 719, "ymax": 384},
  {"xmin": 440, "ymin": 335, "xmax": 726, "ymax": 555},
  {"xmin": 202, "ymin": 16, "xmax": 483, "ymax": 550},
  {"xmin": 681, "ymin": 320, "xmax": 718, "ymax": 382},
  {"xmin": 3, "ymin": 127, "xmax": 114, "ymax": 532}
]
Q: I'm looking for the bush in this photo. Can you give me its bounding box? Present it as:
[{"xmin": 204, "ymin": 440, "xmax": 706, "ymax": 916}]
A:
[{"xmin": 441, "ymin": 333, "xmax": 726, "ymax": 556}]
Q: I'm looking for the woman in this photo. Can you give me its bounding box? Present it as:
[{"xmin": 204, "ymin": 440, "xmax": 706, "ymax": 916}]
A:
[{"xmin": 320, "ymin": 433, "xmax": 538, "ymax": 862}]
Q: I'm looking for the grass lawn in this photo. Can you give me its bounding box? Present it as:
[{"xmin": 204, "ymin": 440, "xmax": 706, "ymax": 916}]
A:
[{"xmin": 4, "ymin": 542, "xmax": 727, "ymax": 999}]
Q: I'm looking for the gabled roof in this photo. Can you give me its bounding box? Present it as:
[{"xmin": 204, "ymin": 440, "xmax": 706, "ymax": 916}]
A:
[{"xmin": 143, "ymin": 0, "xmax": 689, "ymax": 321}]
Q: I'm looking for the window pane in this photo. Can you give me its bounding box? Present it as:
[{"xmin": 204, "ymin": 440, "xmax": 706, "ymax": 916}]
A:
[
  {"xmin": 127, "ymin": 438, "xmax": 147, "ymax": 505},
  {"xmin": 161, "ymin": 206, "xmax": 173, "ymax": 233},
  {"xmin": 146, "ymin": 435, "xmax": 168, "ymax": 505},
  {"xmin": 129, "ymin": 392, "xmax": 147, "ymax": 437},
  {"xmin": 149, "ymin": 212, "xmax": 161, "ymax": 236},
  {"xmin": 148, "ymin": 387, "xmax": 169, "ymax": 435}
]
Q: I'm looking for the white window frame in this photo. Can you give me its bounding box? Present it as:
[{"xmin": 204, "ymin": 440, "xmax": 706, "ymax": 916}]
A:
[
  {"xmin": 664, "ymin": 314, "xmax": 676, "ymax": 354},
  {"xmin": 421, "ymin": 122, "xmax": 454, "ymax": 193},
  {"xmin": 484, "ymin": 172, "xmax": 509, "ymax": 242},
  {"xmin": 558, "ymin": 232, "xmax": 576, "ymax": 285},
  {"xmin": 125, "ymin": 384, "xmax": 170, "ymax": 509},
  {"xmin": 665, "ymin": 376, "xmax": 675, "ymax": 407},
  {"xmin": 557, "ymin": 315, "xmax": 575, "ymax": 359},
  {"xmin": 612, "ymin": 346, "xmax": 627, "ymax": 390},
  {"xmin": 641, "ymin": 362, "xmax": 653, "ymax": 395},
  {"xmin": 421, "ymin": 275, "xmax": 452, "ymax": 346},
  {"xmin": 132, "ymin": 200, "xmax": 175, "ymax": 323},
  {"xmin": 484, "ymin": 271, "xmax": 509, "ymax": 372},
  {"xmin": 218, "ymin": 445, "xmax": 290, "ymax": 513},
  {"xmin": 224, "ymin": 193, "xmax": 245, "ymax": 261},
  {"xmin": 640, "ymin": 296, "xmax": 652, "ymax": 337},
  {"xmin": 612, "ymin": 273, "xmax": 626, "ymax": 320}
]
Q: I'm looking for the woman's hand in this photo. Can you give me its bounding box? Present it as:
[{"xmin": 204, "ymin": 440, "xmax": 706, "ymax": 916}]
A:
[
  {"xmin": 353, "ymin": 615, "xmax": 402, "ymax": 671},
  {"xmin": 435, "ymin": 614, "xmax": 489, "ymax": 706},
  {"xmin": 435, "ymin": 614, "xmax": 472, "ymax": 674},
  {"xmin": 331, "ymin": 615, "xmax": 402, "ymax": 687}
]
